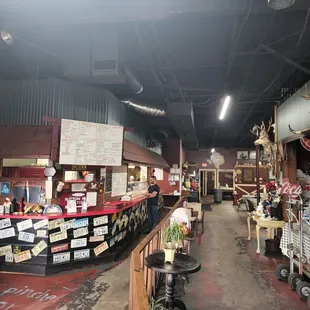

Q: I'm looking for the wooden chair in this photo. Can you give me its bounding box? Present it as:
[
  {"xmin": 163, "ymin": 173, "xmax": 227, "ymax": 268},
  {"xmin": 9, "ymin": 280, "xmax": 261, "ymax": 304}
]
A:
[{"xmin": 197, "ymin": 204, "xmax": 210, "ymax": 232}]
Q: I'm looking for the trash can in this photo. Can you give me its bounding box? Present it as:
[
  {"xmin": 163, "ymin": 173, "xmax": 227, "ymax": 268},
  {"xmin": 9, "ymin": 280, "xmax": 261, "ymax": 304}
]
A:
[{"xmin": 214, "ymin": 189, "xmax": 223, "ymax": 204}]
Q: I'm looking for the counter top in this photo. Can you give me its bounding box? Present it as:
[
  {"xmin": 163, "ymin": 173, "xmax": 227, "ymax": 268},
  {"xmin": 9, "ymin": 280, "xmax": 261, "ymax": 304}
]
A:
[{"xmin": 0, "ymin": 197, "xmax": 147, "ymax": 220}]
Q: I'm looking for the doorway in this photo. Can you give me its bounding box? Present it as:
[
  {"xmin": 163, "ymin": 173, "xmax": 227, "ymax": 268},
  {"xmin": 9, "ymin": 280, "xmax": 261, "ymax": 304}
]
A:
[{"xmin": 199, "ymin": 169, "xmax": 216, "ymax": 200}]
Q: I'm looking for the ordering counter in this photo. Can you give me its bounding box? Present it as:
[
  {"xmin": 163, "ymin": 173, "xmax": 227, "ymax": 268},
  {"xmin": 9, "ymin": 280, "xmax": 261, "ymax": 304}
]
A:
[{"xmin": 0, "ymin": 197, "xmax": 147, "ymax": 276}]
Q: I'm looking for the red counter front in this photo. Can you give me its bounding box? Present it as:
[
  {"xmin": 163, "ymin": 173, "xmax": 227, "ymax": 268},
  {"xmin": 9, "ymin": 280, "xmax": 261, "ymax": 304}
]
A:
[{"xmin": 0, "ymin": 198, "xmax": 147, "ymax": 276}]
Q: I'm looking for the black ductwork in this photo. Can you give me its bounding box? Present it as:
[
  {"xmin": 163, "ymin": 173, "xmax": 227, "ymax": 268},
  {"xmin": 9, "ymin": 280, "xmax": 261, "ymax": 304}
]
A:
[{"xmin": 167, "ymin": 102, "xmax": 199, "ymax": 150}]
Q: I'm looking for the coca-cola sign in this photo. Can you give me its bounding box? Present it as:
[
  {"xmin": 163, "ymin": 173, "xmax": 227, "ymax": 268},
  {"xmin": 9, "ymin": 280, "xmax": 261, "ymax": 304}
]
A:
[{"xmin": 278, "ymin": 178, "xmax": 302, "ymax": 197}]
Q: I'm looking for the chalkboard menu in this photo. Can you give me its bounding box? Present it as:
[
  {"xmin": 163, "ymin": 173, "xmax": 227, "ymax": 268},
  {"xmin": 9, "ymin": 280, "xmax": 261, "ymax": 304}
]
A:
[{"xmin": 59, "ymin": 119, "xmax": 123, "ymax": 166}]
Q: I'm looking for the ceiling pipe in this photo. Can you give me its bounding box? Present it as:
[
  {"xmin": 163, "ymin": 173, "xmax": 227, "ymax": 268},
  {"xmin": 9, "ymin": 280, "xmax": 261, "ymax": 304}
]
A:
[
  {"xmin": 261, "ymin": 44, "xmax": 310, "ymax": 76},
  {"xmin": 123, "ymin": 67, "xmax": 143, "ymax": 94}
]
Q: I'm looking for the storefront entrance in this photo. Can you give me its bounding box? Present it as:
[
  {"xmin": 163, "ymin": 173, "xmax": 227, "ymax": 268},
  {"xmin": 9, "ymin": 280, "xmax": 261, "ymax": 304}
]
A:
[{"xmin": 199, "ymin": 169, "xmax": 216, "ymax": 200}]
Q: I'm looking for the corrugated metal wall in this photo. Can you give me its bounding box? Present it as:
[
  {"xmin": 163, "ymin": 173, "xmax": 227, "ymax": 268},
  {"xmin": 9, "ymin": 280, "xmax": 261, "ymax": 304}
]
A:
[
  {"xmin": 277, "ymin": 83, "xmax": 310, "ymax": 141},
  {"xmin": 0, "ymin": 78, "xmax": 146, "ymax": 146}
]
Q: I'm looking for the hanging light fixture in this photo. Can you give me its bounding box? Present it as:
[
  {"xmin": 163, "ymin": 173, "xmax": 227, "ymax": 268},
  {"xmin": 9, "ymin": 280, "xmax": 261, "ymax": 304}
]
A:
[
  {"xmin": 1, "ymin": 30, "xmax": 13, "ymax": 45},
  {"xmin": 268, "ymin": 0, "xmax": 296, "ymax": 10}
]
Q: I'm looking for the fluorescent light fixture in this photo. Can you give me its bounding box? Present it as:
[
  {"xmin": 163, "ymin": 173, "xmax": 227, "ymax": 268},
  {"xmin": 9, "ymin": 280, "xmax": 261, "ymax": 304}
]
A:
[
  {"xmin": 219, "ymin": 96, "xmax": 231, "ymax": 120},
  {"xmin": 1, "ymin": 30, "xmax": 13, "ymax": 45},
  {"xmin": 211, "ymin": 148, "xmax": 215, "ymax": 153}
]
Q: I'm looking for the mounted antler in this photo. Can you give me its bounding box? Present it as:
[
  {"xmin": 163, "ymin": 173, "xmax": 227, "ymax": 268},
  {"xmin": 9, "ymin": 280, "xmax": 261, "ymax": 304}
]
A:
[
  {"xmin": 289, "ymin": 124, "xmax": 310, "ymax": 138},
  {"xmin": 266, "ymin": 118, "xmax": 272, "ymax": 133},
  {"xmin": 250, "ymin": 124, "xmax": 259, "ymax": 135},
  {"xmin": 261, "ymin": 121, "xmax": 265, "ymax": 131}
]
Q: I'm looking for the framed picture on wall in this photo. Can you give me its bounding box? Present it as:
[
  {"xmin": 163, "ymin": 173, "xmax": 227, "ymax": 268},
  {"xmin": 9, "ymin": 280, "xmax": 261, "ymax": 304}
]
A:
[
  {"xmin": 237, "ymin": 151, "xmax": 249, "ymax": 160},
  {"xmin": 0, "ymin": 182, "xmax": 11, "ymax": 196},
  {"xmin": 249, "ymin": 150, "xmax": 256, "ymax": 160}
]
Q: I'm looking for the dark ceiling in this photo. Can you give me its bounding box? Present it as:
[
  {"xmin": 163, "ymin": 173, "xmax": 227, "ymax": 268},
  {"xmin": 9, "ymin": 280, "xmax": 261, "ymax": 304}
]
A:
[{"xmin": 1, "ymin": 0, "xmax": 310, "ymax": 149}]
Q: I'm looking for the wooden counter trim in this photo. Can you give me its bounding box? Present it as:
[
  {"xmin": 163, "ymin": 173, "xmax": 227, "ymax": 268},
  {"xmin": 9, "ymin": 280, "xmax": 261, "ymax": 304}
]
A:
[
  {"xmin": 0, "ymin": 197, "xmax": 147, "ymax": 219},
  {"xmin": 129, "ymin": 197, "xmax": 183, "ymax": 310}
]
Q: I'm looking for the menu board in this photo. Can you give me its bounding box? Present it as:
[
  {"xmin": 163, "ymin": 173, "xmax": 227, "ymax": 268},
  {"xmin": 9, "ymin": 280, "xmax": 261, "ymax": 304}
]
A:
[
  {"xmin": 243, "ymin": 168, "xmax": 253, "ymax": 183},
  {"xmin": 112, "ymin": 165, "xmax": 127, "ymax": 197},
  {"xmin": 59, "ymin": 119, "xmax": 123, "ymax": 166}
]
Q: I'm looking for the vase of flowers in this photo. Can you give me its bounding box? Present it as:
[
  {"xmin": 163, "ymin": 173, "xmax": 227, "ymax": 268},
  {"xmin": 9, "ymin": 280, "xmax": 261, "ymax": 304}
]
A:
[{"xmin": 162, "ymin": 222, "xmax": 185, "ymax": 263}]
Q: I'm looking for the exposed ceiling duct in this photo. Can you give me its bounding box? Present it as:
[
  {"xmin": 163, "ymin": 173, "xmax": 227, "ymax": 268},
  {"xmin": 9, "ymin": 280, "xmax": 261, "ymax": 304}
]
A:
[
  {"xmin": 121, "ymin": 100, "xmax": 166, "ymax": 116},
  {"xmin": 167, "ymin": 102, "xmax": 199, "ymax": 150},
  {"xmin": 123, "ymin": 68, "xmax": 143, "ymax": 94},
  {"xmin": 268, "ymin": 0, "xmax": 296, "ymax": 10}
]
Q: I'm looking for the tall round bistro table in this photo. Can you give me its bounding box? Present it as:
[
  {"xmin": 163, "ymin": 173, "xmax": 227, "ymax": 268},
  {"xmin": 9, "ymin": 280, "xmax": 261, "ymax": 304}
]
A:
[{"xmin": 144, "ymin": 252, "xmax": 201, "ymax": 310}]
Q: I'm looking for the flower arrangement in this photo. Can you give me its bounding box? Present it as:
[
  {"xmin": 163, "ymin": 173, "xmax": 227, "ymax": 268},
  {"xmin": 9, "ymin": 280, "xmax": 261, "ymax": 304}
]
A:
[{"xmin": 259, "ymin": 181, "xmax": 282, "ymax": 219}]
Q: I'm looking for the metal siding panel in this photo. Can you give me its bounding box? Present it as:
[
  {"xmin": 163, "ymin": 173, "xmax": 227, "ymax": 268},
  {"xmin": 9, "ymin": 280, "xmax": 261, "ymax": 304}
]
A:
[
  {"xmin": 278, "ymin": 83, "xmax": 310, "ymax": 141},
  {"xmin": 0, "ymin": 78, "xmax": 146, "ymax": 146}
]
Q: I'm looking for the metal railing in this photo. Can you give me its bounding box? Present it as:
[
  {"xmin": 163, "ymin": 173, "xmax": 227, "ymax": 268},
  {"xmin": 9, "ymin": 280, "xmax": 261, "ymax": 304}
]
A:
[{"xmin": 129, "ymin": 198, "xmax": 183, "ymax": 310}]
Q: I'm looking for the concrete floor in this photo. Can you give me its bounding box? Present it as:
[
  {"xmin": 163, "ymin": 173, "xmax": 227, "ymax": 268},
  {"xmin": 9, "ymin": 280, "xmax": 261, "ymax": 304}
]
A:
[
  {"xmin": 181, "ymin": 199, "xmax": 308, "ymax": 310},
  {"xmin": 0, "ymin": 200, "xmax": 308, "ymax": 310}
]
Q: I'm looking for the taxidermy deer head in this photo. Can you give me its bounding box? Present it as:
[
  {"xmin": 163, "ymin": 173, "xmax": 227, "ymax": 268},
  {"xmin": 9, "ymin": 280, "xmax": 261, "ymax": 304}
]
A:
[{"xmin": 250, "ymin": 119, "xmax": 273, "ymax": 147}]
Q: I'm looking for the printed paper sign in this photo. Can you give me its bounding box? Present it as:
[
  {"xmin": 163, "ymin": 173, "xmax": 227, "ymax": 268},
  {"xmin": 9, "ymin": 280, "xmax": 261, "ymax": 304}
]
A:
[
  {"xmin": 73, "ymin": 227, "xmax": 89, "ymax": 239},
  {"xmin": 89, "ymin": 235, "xmax": 105, "ymax": 242},
  {"xmin": 36, "ymin": 230, "xmax": 47, "ymax": 237},
  {"xmin": 18, "ymin": 232, "xmax": 35, "ymax": 243},
  {"xmin": 51, "ymin": 243, "xmax": 68, "ymax": 254},
  {"xmin": 48, "ymin": 218, "xmax": 65, "ymax": 230},
  {"xmin": 0, "ymin": 218, "xmax": 11, "ymax": 230},
  {"xmin": 60, "ymin": 220, "xmax": 74, "ymax": 231},
  {"xmin": 33, "ymin": 219, "xmax": 48, "ymax": 230},
  {"xmin": 0, "ymin": 227, "xmax": 15, "ymax": 239},
  {"xmin": 17, "ymin": 219, "xmax": 33, "ymax": 232},
  {"xmin": 93, "ymin": 226, "xmax": 108, "ymax": 236},
  {"xmin": 5, "ymin": 253, "xmax": 14, "ymax": 263},
  {"xmin": 94, "ymin": 241, "xmax": 109, "ymax": 256},
  {"xmin": 14, "ymin": 250, "xmax": 31, "ymax": 263},
  {"xmin": 53, "ymin": 252, "xmax": 70, "ymax": 264},
  {"xmin": 31, "ymin": 240, "xmax": 48, "ymax": 256},
  {"xmin": 50, "ymin": 231, "xmax": 68, "ymax": 243},
  {"xmin": 0, "ymin": 245, "xmax": 12, "ymax": 256},
  {"xmin": 93, "ymin": 215, "xmax": 108, "ymax": 227},
  {"xmin": 71, "ymin": 238, "xmax": 87, "ymax": 248},
  {"xmin": 74, "ymin": 249, "xmax": 90, "ymax": 260},
  {"xmin": 72, "ymin": 218, "xmax": 88, "ymax": 229}
]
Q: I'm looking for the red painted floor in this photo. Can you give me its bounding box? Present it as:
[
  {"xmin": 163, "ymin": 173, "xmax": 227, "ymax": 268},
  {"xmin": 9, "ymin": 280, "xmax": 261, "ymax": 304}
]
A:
[{"xmin": 0, "ymin": 261, "xmax": 123, "ymax": 310}]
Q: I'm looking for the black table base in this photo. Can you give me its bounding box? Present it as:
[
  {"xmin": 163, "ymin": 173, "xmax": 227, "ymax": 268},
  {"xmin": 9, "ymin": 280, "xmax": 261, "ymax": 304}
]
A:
[{"xmin": 157, "ymin": 273, "xmax": 187, "ymax": 309}]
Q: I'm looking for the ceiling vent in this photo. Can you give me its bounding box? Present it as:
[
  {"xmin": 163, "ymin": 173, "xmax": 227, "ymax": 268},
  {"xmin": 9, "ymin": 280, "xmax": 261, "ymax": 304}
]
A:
[
  {"xmin": 268, "ymin": 0, "xmax": 296, "ymax": 10},
  {"xmin": 167, "ymin": 102, "xmax": 199, "ymax": 150},
  {"xmin": 64, "ymin": 29, "xmax": 143, "ymax": 93}
]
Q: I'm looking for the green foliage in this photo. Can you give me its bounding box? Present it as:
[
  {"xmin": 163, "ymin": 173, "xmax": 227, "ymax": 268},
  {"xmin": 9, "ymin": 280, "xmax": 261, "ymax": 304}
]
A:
[
  {"xmin": 150, "ymin": 299, "xmax": 168, "ymax": 310},
  {"xmin": 162, "ymin": 222, "xmax": 184, "ymax": 247}
]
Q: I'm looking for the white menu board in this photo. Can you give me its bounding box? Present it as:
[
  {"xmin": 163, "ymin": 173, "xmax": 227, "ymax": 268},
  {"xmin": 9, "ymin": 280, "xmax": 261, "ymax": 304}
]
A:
[
  {"xmin": 111, "ymin": 165, "xmax": 127, "ymax": 197},
  {"xmin": 59, "ymin": 119, "xmax": 124, "ymax": 166}
]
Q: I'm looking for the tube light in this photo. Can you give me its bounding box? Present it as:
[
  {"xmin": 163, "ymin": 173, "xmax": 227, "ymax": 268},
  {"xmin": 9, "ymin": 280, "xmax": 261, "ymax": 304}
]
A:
[
  {"xmin": 211, "ymin": 148, "xmax": 215, "ymax": 153},
  {"xmin": 219, "ymin": 96, "xmax": 231, "ymax": 120}
]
